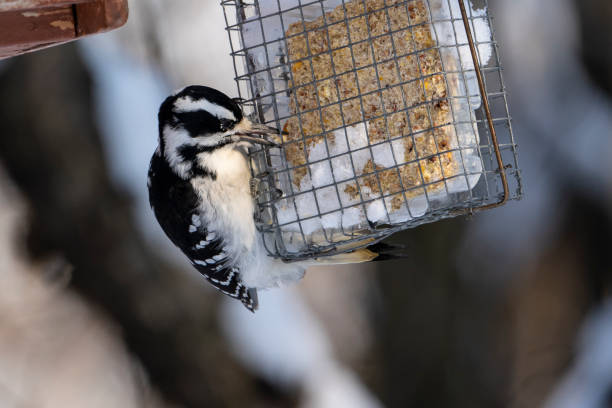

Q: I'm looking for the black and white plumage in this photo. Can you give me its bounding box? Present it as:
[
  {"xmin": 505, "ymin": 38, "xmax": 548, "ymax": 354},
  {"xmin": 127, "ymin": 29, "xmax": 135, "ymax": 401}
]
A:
[
  {"xmin": 148, "ymin": 142, "xmax": 255, "ymax": 309},
  {"xmin": 148, "ymin": 86, "xmax": 395, "ymax": 312},
  {"xmin": 148, "ymin": 85, "xmax": 302, "ymax": 311}
]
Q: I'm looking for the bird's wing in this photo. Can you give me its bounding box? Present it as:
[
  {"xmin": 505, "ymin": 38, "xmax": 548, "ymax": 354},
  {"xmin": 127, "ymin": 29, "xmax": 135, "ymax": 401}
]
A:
[
  {"xmin": 148, "ymin": 154, "xmax": 257, "ymax": 311},
  {"xmin": 183, "ymin": 227, "xmax": 257, "ymax": 312}
]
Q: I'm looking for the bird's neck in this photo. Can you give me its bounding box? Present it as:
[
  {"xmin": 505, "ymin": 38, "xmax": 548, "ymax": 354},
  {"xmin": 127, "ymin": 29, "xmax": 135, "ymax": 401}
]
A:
[{"xmin": 197, "ymin": 145, "xmax": 251, "ymax": 187}]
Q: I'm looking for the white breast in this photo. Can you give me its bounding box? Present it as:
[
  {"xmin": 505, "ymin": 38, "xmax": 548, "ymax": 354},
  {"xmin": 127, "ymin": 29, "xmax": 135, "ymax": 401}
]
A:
[
  {"xmin": 202, "ymin": 146, "xmax": 252, "ymax": 187},
  {"xmin": 192, "ymin": 145, "xmax": 256, "ymax": 251},
  {"xmin": 191, "ymin": 145, "xmax": 307, "ymax": 289}
]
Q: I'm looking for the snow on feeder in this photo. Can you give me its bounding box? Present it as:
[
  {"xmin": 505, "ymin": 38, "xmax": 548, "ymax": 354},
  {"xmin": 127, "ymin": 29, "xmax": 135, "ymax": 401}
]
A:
[{"xmin": 222, "ymin": 0, "xmax": 522, "ymax": 260}]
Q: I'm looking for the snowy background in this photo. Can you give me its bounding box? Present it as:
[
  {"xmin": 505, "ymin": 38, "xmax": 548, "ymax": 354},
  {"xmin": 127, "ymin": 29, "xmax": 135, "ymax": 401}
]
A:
[{"xmin": 0, "ymin": 0, "xmax": 611, "ymax": 407}]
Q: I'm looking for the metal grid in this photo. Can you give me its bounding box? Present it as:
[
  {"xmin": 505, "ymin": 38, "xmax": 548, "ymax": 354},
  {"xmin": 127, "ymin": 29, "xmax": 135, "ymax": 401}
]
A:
[{"xmin": 222, "ymin": 0, "xmax": 522, "ymax": 261}]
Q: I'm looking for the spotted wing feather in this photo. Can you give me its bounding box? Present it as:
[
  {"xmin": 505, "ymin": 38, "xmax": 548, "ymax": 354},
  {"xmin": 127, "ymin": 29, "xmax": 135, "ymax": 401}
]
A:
[{"xmin": 148, "ymin": 152, "xmax": 256, "ymax": 311}]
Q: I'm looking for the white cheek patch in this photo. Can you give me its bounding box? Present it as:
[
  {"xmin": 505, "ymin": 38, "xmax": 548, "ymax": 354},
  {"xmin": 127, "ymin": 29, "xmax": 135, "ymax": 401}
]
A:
[{"xmin": 174, "ymin": 96, "xmax": 236, "ymax": 121}]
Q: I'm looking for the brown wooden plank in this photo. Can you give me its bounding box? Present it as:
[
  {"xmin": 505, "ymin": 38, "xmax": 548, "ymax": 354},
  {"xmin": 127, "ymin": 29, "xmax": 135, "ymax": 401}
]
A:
[
  {"xmin": 0, "ymin": 0, "xmax": 127, "ymax": 59},
  {"xmin": 0, "ymin": 6, "xmax": 75, "ymax": 58},
  {"xmin": 74, "ymin": 0, "xmax": 128, "ymax": 36},
  {"xmin": 0, "ymin": 0, "xmax": 90, "ymax": 12},
  {"xmin": 0, "ymin": 40, "xmax": 63, "ymax": 57}
]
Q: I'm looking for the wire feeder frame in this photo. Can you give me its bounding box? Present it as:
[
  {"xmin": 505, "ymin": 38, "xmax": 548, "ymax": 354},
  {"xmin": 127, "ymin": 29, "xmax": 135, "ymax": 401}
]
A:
[{"xmin": 222, "ymin": 0, "xmax": 522, "ymax": 261}]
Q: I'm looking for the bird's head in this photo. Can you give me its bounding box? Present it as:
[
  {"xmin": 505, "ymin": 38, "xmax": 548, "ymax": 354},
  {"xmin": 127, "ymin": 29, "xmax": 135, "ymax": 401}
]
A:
[{"xmin": 157, "ymin": 86, "xmax": 280, "ymax": 174}]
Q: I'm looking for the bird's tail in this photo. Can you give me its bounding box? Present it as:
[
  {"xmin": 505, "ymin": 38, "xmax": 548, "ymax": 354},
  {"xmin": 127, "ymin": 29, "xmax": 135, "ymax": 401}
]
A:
[
  {"xmin": 311, "ymin": 240, "xmax": 408, "ymax": 265},
  {"xmin": 364, "ymin": 241, "xmax": 409, "ymax": 261}
]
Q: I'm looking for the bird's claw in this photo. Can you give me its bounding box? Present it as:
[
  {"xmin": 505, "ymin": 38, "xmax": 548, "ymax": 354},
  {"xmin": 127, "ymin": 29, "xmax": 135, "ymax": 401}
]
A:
[
  {"xmin": 271, "ymin": 188, "xmax": 283, "ymax": 200},
  {"xmin": 249, "ymin": 175, "xmax": 283, "ymax": 201},
  {"xmin": 249, "ymin": 178, "xmax": 260, "ymax": 199}
]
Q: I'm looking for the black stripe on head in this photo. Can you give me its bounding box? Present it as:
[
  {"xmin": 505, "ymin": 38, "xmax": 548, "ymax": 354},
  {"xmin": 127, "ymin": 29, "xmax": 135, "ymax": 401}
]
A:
[
  {"xmin": 180, "ymin": 86, "xmax": 243, "ymax": 123},
  {"xmin": 174, "ymin": 110, "xmax": 222, "ymax": 138},
  {"xmin": 158, "ymin": 86, "xmax": 244, "ymax": 146}
]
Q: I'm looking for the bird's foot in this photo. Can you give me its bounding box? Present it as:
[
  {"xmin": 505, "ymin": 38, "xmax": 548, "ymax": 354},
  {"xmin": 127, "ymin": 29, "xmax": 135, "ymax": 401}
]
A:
[
  {"xmin": 250, "ymin": 172, "xmax": 283, "ymax": 201},
  {"xmin": 270, "ymin": 187, "xmax": 283, "ymax": 200},
  {"xmin": 249, "ymin": 177, "xmax": 259, "ymax": 199}
]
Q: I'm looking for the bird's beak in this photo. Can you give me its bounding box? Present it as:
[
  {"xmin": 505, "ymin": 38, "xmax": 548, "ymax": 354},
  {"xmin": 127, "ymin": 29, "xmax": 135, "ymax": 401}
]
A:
[{"xmin": 228, "ymin": 119, "xmax": 285, "ymax": 148}]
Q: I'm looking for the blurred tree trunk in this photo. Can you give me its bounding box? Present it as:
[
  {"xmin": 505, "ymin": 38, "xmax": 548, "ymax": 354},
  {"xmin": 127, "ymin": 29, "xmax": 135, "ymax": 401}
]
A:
[
  {"xmin": 371, "ymin": 220, "xmax": 510, "ymax": 408},
  {"xmin": 370, "ymin": 197, "xmax": 612, "ymax": 407},
  {"xmin": 508, "ymin": 195, "xmax": 612, "ymax": 407},
  {"xmin": 0, "ymin": 44, "xmax": 283, "ymax": 408},
  {"xmin": 575, "ymin": 0, "xmax": 612, "ymax": 96}
]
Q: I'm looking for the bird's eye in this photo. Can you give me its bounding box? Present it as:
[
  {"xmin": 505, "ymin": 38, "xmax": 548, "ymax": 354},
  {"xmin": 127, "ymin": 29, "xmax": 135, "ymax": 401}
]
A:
[{"xmin": 219, "ymin": 119, "xmax": 233, "ymax": 132}]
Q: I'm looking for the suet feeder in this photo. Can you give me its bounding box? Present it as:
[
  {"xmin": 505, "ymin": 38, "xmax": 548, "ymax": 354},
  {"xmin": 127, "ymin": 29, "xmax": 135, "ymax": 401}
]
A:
[{"xmin": 222, "ymin": 0, "xmax": 522, "ymax": 260}]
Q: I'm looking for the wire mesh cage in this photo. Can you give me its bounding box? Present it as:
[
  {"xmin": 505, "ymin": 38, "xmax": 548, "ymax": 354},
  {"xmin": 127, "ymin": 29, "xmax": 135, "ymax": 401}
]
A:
[{"xmin": 222, "ymin": 0, "xmax": 522, "ymax": 261}]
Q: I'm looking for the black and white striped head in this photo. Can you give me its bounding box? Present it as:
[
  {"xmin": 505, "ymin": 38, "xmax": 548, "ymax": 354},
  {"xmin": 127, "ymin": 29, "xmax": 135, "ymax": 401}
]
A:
[
  {"xmin": 157, "ymin": 85, "xmax": 279, "ymax": 176},
  {"xmin": 159, "ymin": 85, "xmax": 243, "ymax": 142}
]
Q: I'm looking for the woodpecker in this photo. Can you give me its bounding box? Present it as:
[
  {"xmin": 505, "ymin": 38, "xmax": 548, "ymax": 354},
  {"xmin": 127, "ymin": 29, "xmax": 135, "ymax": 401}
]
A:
[{"xmin": 148, "ymin": 85, "xmax": 396, "ymax": 312}]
